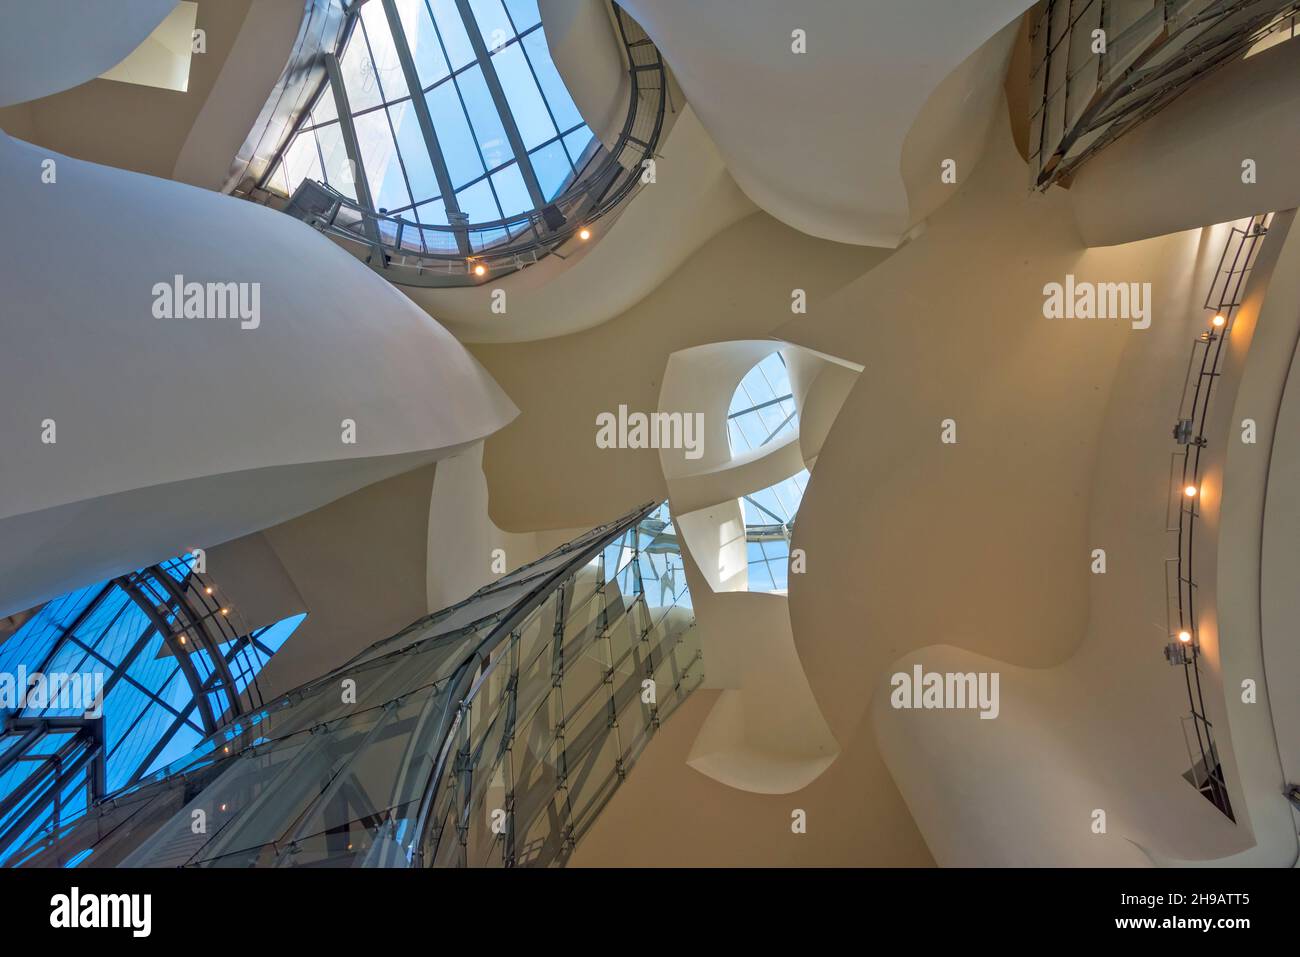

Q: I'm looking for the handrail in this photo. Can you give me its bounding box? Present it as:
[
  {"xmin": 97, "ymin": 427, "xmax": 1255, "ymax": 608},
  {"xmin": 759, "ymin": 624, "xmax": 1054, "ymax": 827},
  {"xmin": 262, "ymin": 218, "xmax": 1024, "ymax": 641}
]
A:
[
  {"xmin": 1162, "ymin": 213, "xmax": 1272, "ymax": 821},
  {"xmin": 282, "ymin": 2, "xmax": 667, "ymax": 287}
]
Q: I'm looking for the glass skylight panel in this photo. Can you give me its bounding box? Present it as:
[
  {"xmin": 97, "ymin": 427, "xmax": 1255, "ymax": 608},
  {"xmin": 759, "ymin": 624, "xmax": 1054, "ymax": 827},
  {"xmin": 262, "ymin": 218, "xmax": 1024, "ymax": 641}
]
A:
[
  {"xmin": 491, "ymin": 163, "xmax": 532, "ymax": 217},
  {"xmin": 354, "ymin": 110, "xmax": 412, "ymax": 212},
  {"xmin": 395, "ymin": 0, "xmax": 450, "ymax": 88},
  {"xmin": 457, "ymin": 66, "xmax": 512, "ymax": 169},
  {"xmin": 429, "ymin": 0, "xmax": 476, "ymax": 69},
  {"xmin": 728, "ymin": 353, "xmax": 799, "ymax": 455},
  {"xmin": 359, "ymin": 2, "xmax": 410, "ymax": 102},
  {"xmin": 389, "ymin": 101, "xmax": 439, "ymax": 203},
  {"xmin": 470, "ymin": 0, "xmax": 516, "ymax": 49},
  {"xmin": 492, "ymin": 43, "xmax": 555, "ymax": 149},
  {"xmin": 504, "ymin": 0, "xmax": 542, "ymax": 31},
  {"xmin": 530, "ymin": 139, "xmax": 572, "ymax": 198},
  {"xmin": 267, "ymin": 0, "xmax": 600, "ymax": 232},
  {"xmin": 521, "ymin": 29, "xmax": 584, "ymax": 132},
  {"xmin": 339, "ymin": 30, "xmax": 384, "ymax": 112}
]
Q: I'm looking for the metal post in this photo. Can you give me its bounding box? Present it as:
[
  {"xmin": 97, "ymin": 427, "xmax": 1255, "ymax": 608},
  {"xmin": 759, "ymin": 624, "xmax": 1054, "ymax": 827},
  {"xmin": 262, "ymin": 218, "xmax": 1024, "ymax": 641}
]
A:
[
  {"xmin": 324, "ymin": 52, "xmax": 386, "ymax": 261},
  {"xmin": 379, "ymin": 0, "xmax": 471, "ymax": 255},
  {"xmin": 453, "ymin": 0, "xmax": 549, "ymax": 215}
]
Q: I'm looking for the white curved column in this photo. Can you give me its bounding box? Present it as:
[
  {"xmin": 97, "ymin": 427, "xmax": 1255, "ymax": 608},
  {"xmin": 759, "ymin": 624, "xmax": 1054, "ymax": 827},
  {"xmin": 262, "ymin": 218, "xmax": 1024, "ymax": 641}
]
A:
[{"xmin": 0, "ymin": 132, "xmax": 517, "ymax": 617}]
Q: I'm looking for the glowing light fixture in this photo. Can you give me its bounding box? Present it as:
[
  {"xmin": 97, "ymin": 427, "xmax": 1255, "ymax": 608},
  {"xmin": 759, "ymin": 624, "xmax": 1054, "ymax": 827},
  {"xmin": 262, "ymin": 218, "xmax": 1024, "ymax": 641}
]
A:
[
  {"xmin": 1184, "ymin": 484, "xmax": 1198, "ymax": 498},
  {"xmin": 1211, "ymin": 313, "xmax": 1226, "ymax": 328},
  {"xmin": 1178, "ymin": 630, "xmax": 1192, "ymax": 643},
  {"xmin": 578, "ymin": 227, "xmax": 591, "ymax": 241}
]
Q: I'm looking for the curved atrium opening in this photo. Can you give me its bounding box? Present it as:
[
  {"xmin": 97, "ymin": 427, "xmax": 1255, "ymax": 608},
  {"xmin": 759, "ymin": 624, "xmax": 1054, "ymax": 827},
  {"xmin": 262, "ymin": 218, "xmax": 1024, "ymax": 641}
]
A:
[
  {"xmin": 11, "ymin": 0, "xmax": 1300, "ymax": 907},
  {"xmin": 727, "ymin": 352, "xmax": 810, "ymax": 594},
  {"xmin": 267, "ymin": 0, "xmax": 665, "ymax": 285}
]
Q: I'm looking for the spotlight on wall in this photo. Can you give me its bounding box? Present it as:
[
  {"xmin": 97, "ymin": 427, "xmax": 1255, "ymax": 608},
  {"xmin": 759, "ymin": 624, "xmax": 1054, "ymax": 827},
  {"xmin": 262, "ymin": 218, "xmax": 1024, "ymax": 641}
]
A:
[
  {"xmin": 204, "ymin": 586, "xmax": 213, "ymax": 595},
  {"xmin": 220, "ymin": 608, "xmax": 229, "ymax": 616},
  {"xmin": 1211, "ymin": 313, "xmax": 1226, "ymax": 328},
  {"xmin": 1178, "ymin": 629, "xmax": 1192, "ymax": 643},
  {"xmin": 1184, "ymin": 484, "xmax": 1199, "ymax": 498},
  {"xmin": 578, "ymin": 227, "xmax": 591, "ymax": 241}
]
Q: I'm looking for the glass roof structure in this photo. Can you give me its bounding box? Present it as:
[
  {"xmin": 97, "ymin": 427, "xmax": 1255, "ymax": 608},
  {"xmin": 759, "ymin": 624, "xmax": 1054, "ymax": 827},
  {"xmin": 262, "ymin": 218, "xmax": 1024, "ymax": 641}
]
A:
[
  {"xmin": 266, "ymin": 0, "xmax": 595, "ymax": 234},
  {"xmin": 7, "ymin": 503, "xmax": 701, "ymax": 868},
  {"xmin": 0, "ymin": 557, "xmax": 303, "ymax": 862}
]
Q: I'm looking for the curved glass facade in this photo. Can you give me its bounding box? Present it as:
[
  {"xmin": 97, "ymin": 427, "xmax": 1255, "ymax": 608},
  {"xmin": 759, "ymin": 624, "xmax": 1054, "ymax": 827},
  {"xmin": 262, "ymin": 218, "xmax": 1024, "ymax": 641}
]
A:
[
  {"xmin": 266, "ymin": 0, "xmax": 595, "ymax": 232},
  {"xmin": 0, "ymin": 558, "xmax": 303, "ymax": 863}
]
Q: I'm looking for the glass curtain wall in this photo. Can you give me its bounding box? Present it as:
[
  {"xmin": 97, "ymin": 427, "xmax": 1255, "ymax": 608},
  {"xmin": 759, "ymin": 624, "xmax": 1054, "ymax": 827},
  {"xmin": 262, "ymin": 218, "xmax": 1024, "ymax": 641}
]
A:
[
  {"xmin": 6, "ymin": 503, "xmax": 701, "ymax": 868},
  {"xmin": 0, "ymin": 558, "xmax": 303, "ymax": 863}
]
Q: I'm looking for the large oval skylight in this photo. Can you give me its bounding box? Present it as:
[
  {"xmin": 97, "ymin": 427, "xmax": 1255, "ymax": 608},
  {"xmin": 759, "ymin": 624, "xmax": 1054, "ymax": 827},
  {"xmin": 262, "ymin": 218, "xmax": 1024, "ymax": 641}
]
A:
[{"xmin": 266, "ymin": 0, "xmax": 596, "ymax": 232}]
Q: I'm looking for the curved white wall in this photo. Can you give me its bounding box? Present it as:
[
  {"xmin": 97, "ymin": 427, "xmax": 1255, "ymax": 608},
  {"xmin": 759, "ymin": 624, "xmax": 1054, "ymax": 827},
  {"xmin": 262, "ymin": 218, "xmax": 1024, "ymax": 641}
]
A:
[
  {"xmin": 655, "ymin": 339, "xmax": 860, "ymax": 793},
  {"xmin": 0, "ymin": 0, "xmax": 177, "ymax": 108},
  {"xmin": 616, "ymin": 0, "xmax": 1032, "ymax": 247},
  {"xmin": 410, "ymin": 107, "xmax": 754, "ymax": 343},
  {"xmin": 0, "ymin": 132, "xmax": 517, "ymax": 617}
]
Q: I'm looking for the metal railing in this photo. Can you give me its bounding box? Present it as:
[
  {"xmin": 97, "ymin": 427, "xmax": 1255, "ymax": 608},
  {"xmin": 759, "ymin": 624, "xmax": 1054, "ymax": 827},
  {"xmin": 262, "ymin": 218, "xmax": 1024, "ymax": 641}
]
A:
[
  {"xmin": 1161, "ymin": 213, "xmax": 1271, "ymax": 821},
  {"xmin": 4, "ymin": 502, "xmax": 702, "ymax": 867},
  {"xmin": 282, "ymin": 3, "xmax": 668, "ymax": 287}
]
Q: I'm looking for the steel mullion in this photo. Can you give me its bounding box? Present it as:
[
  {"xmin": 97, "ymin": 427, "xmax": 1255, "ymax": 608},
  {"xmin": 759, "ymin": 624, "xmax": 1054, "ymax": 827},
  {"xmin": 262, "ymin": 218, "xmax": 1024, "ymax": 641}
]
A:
[
  {"xmin": 380, "ymin": 0, "xmax": 471, "ymax": 254},
  {"xmin": 323, "ymin": 51, "xmax": 386, "ymax": 259},
  {"xmin": 453, "ymin": 0, "xmax": 548, "ymax": 214}
]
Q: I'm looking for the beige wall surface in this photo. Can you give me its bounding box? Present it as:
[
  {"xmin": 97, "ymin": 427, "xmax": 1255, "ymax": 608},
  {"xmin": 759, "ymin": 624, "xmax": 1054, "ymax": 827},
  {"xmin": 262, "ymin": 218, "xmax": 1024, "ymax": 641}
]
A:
[{"xmin": 0, "ymin": 0, "xmax": 255, "ymax": 178}]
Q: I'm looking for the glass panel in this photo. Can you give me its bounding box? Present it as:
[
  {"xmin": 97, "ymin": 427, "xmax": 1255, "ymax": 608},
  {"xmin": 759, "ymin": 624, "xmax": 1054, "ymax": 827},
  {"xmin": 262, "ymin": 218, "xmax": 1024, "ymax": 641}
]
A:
[
  {"xmin": 563, "ymin": 125, "xmax": 594, "ymax": 166},
  {"xmin": 456, "ymin": 177, "xmax": 501, "ymax": 221},
  {"xmin": 314, "ymin": 123, "xmax": 357, "ymax": 199},
  {"xmin": 354, "ymin": 109, "xmax": 412, "ymax": 212},
  {"xmin": 529, "ymin": 139, "xmax": 571, "ymax": 199},
  {"xmin": 491, "ymin": 42, "xmax": 555, "ymax": 149},
  {"xmin": 339, "ymin": 29, "xmax": 384, "ymax": 112},
  {"xmin": 428, "ymin": 0, "xmax": 476, "ymax": 70},
  {"xmin": 426, "ymin": 81, "xmax": 484, "ymax": 187},
  {"xmin": 504, "ymin": 0, "xmax": 541, "ymax": 32},
  {"xmin": 456, "ymin": 65, "xmax": 513, "ymax": 170},
  {"xmin": 359, "ymin": 3, "xmax": 410, "ymax": 102},
  {"xmin": 521, "ymin": 28, "xmax": 584, "ymax": 133},
  {"xmin": 395, "ymin": 0, "xmax": 450, "ymax": 89},
  {"xmin": 470, "ymin": 0, "xmax": 516, "ymax": 50},
  {"xmin": 490, "ymin": 162, "xmax": 531, "ymax": 218}
]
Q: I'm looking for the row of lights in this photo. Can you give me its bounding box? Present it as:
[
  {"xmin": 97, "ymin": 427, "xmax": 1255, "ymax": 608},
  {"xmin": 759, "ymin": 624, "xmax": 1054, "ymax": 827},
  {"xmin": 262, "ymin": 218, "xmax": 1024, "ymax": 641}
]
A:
[
  {"xmin": 467, "ymin": 226, "xmax": 592, "ymax": 277},
  {"xmin": 175, "ymin": 574, "xmax": 228, "ymax": 647},
  {"xmin": 1165, "ymin": 311, "xmax": 1230, "ymax": 662}
]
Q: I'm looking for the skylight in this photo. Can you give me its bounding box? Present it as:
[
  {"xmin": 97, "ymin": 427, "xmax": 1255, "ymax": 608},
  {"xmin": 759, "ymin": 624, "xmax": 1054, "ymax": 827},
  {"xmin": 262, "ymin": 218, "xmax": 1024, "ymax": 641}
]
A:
[
  {"xmin": 741, "ymin": 470, "xmax": 809, "ymax": 593},
  {"xmin": 266, "ymin": 0, "xmax": 596, "ymax": 232},
  {"xmin": 727, "ymin": 352, "xmax": 799, "ymax": 455}
]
